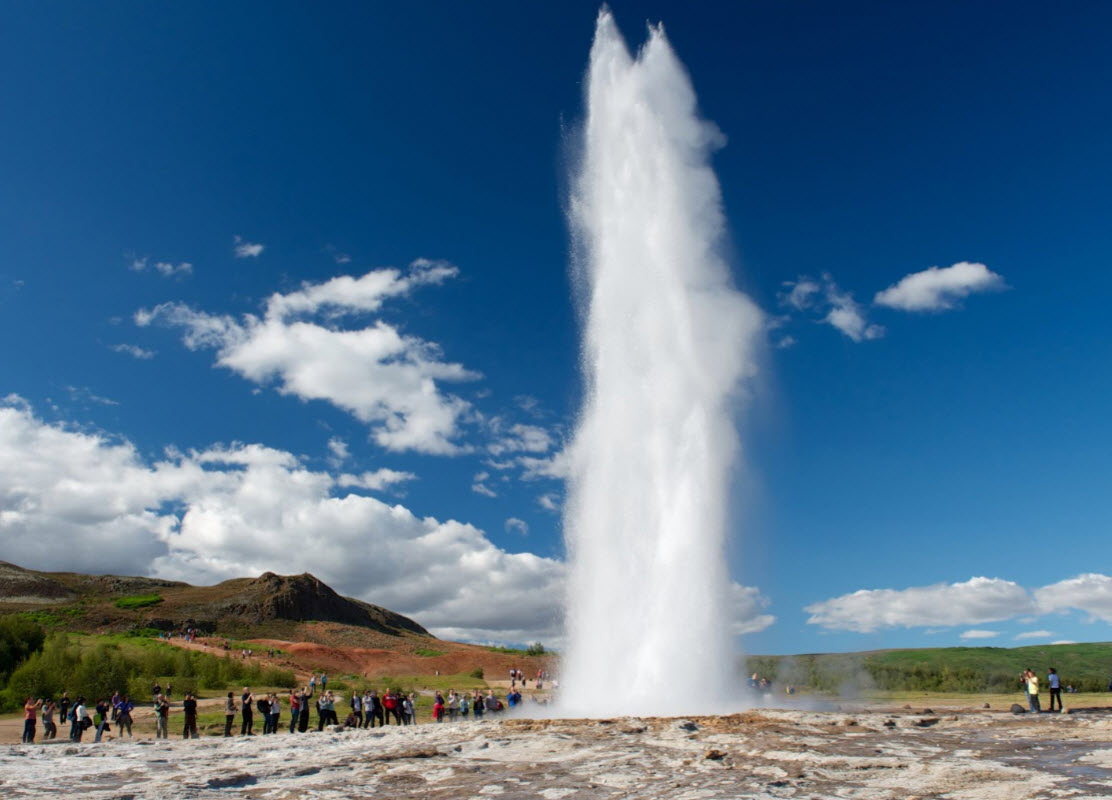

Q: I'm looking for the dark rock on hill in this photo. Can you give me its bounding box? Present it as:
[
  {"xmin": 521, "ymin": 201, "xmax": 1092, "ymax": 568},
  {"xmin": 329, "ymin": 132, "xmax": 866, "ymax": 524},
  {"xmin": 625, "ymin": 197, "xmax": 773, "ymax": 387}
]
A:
[
  {"xmin": 0, "ymin": 561, "xmax": 430, "ymax": 640},
  {"xmin": 0, "ymin": 561, "xmax": 77, "ymax": 603},
  {"xmin": 177, "ymin": 572, "xmax": 430, "ymax": 637}
]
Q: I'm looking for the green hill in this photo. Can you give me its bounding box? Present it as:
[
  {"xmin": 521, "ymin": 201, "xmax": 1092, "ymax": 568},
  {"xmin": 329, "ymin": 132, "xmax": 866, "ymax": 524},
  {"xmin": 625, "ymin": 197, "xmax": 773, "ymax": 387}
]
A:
[{"xmin": 746, "ymin": 642, "xmax": 1112, "ymax": 693}]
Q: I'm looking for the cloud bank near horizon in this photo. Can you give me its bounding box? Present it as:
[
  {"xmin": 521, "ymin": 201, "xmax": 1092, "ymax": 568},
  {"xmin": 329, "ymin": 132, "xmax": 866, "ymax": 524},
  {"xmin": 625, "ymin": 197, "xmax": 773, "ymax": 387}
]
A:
[
  {"xmin": 806, "ymin": 574, "xmax": 1112, "ymax": 635},
  {"xmin": 0, "ymin": 397, "xmax": 772, "ymax": 645}
]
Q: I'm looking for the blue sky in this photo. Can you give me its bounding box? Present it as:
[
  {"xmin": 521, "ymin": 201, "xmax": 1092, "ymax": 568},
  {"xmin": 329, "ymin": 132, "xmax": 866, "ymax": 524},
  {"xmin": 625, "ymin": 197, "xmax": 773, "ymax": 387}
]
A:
[{"xmin": 2, "ymin": 1, "xmax": 1111, "ymax": 654}]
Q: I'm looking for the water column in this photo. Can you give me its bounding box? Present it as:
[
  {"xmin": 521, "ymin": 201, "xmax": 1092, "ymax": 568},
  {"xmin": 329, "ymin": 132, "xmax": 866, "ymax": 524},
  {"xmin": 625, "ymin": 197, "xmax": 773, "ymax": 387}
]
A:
[{"xmin": 560, "ymin": 10, "xmax": 762, "ymax": 717}]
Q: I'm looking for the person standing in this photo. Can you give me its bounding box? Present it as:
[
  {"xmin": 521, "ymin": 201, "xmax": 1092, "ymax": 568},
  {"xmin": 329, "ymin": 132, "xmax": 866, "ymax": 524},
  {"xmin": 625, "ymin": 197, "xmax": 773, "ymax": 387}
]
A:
[
  {"xmin": 224, "ymin": 692, "xmax": 237, "ymax": 737},
  {"xmin": 57, "ymin": 692, "xmax": 71, "ymax": 729},
  {"xmin": 1048, "ymin": 668, "xmax": 1063, "ymax": 712},
  {"xmin": 297, "ymin": 687, "xmax": 311, "ymax": 733},
  {"xmin": 288, "ymin": 689, "xmax": 301, "ymax": 733},
  {"xmin": 115, "ymin": 695, "xmax": 134, "ymax": 738},
  {"xmin": 182, "ymin": 693, "xmax": 198, "ymax": 739},
  {"xmin": 1026, "ymin": 668, "xmax": 1041, "ymax": 713},
  {"xmin": 42, "ymin": 698, "xmax": 58, "ymax": 740},
  {"xmin": 155, "ymin": 694, "xmax": 169, "ymax": 739},
  {"xmin": 256, "ymin": 693, "xmax": 270, "ymax": 734},
  {"xmin": 241, "ymin": 687, "xmax": 255, "ymax": 735},
  {"xmin": 350, "ymin": 690, "xmax": 362, "ymax": 728},
  {"xmin": 94, "ymin": 698, "xmax": 111, "ymax": 742},
  {"xmin": 72, "ymin": 697, "xmax": 90, "ymax": 742},
  {"xmin": 22, "ymin": 697, "xmax": 42, "ymax": 743}
]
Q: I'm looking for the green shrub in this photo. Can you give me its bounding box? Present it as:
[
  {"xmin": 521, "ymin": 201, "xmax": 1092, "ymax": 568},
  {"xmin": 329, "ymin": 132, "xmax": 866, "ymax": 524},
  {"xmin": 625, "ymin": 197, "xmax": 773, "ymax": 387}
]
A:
[
  {"xmin": 526, "ymin": 642, "xmax": 545, "ymax": 657},
  {"xmin": 114, "ymin": 594, "xmax": 164, "ymax": 610},
  {"xmin": 414, "ymin": 647, "xmax": 446, "ymax": 657},
  {"xmin": 469, "ymin": 667, "xmax": 484, "ymax": 680}
]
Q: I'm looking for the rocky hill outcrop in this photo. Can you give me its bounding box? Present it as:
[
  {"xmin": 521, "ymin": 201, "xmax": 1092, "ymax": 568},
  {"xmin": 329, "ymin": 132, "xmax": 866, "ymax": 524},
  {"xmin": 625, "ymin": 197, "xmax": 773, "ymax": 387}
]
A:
[{"xmin": 0, "ymin": 561, "xmax": 430, "ymax": 640}]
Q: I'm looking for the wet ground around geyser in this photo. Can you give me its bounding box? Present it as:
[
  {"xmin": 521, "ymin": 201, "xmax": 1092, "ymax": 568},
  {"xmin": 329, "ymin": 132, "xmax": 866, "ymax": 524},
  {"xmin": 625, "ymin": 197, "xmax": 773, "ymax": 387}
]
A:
[{"xmin": 3, "ymin": 709, "xmax": 1112, "ymax": 799}]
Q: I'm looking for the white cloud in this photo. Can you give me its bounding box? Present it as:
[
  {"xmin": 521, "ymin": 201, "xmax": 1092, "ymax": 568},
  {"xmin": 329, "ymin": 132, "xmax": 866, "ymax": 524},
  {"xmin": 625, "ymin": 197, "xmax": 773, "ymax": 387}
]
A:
[
  {"xmin": 326, "ymin": 437, "xmax": 349, "ymax": 467},
  {"xmin": 488, "ymin": 423, "xmax": 553, "ymax": 457},
  {"xmin": 0, "ymin": 398, "xmax": 556, "ymax": 641},
  {"xmin": 1051, "ymin": 640, "xmax": 1077, "ymax": 646},
  {"xmin": 537, "ymin": 493, "xmax": 561, "ymax": 512},
  {"xmin": 110, "ymin": 344, "xmax": 156, "ymax": 360},
  {"xmin": 779, "ymin": 274, "xmax": 883, "ymax": 343},
  {"xmin": 960, "ymin": 629, "xmax": 999, "ymax": 640},
  {"xmin": 1035, "ymin": 574, "xmax": 1112, "ymax": 623},
  {"xmin": 129, "ymin": 256, "xmax": 191, "ymax": 278},
  {"xmin": 518, "ymin": 450, "xmax": 571, "ymax": 481},
  {"xmin": 805, "ymin": 577, "xmax": 1034, "ymax": 633},
  {"xmin": 1014, "ymin": 630, "xmax": 1054, "ymax": 641},
  {"xmin": 874, "ymin": 262, "xmax": 1005, "ymax": 312},
  {"xmin": 137, "ymin": 261, "xmax": 479, "ymax": 455},
  {"xmin": 471, "ymin": 472, "xmax": 497, "ymax": 498},
  {"xmin": 66, "ymin": 386, "xmax": 119, "ymax": 407},
  {"xmin": 336, "ymin": 469, "xmax": 415, "ymax": 492},
  {"xmin": 233, "ymin": 236, "xmax": 264, "ymax": 259},
  {"xmin": 504, "ymin": 517, "xmax": 529, "ymax": 536},
  {"xmin": 0, "ymin": 397, "xmax": 779, "ymax": 645},
  {"xmin": 730, "ymin": 582, "xmax": 775, "ymax": 635}
]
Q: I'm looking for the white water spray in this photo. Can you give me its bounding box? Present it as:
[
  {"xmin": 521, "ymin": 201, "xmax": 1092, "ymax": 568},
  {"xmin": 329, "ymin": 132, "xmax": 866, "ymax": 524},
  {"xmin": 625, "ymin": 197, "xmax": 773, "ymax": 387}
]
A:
[{"xmin": 560, "ymin": 11, "xmax": 763, "ymax": 717}]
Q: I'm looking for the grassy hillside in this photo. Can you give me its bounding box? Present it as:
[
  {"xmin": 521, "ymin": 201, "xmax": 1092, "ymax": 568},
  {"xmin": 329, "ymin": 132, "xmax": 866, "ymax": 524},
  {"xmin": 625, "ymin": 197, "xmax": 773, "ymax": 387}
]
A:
[{"xmin": 746, "ymin": 642, "xmax": 1112, "ymax": 693}]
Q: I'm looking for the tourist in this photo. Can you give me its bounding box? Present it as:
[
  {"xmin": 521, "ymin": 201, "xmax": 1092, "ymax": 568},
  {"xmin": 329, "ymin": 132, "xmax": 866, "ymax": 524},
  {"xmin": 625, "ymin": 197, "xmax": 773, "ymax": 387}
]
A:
[
  {"xmin": 433, "ymin": 692, "xmax": 445, "ymax": 722},
  {"xmin": 350, "ymin": 689, "xmax": 363, "ymax": 728},
  {"xmin": 447, "ymin": 690, "xmax": 459, "ymax": 721},
  {"xmin": 182, "ymin": 692, "xmax": 199, "ymax": 739},
  {"xmin": 361, "ymin": 689, "xmax": 374, "ymax": 728},
  {"xmin": 1026, "ymin": 668, "xmax": 1041, "ymax": 713},
  {"xmin": 385, "ymin": 688, "xmax": 401, "ymax": 725},
  {"xmin": 115, "ymin": 695, "xmax": 134, "ymax": 738},
  {"xmin": 460, "ymin": 691, "xmax": 470, "ymax": 720},
  {"xmin": 471, "ymin": 690, "xmax": 484, "ymax": 720},
  {"xmin": 321, "ymin": 673, "xmax": 327, "ymax": 691},
  {"xmin": 155, "ymin": 694, "xmax": 170, "ymax": 739},
  {"xmin": 241, "ymin": 687, "xmax": 255, "ymax": 735},
  {"xmin": 289, "ymin": 689, "xmax": 301, "ymax": 733},
  {"xmin": 42, "ymin": 698, "xmax": 58, "ymax": 740},
  {"xmin": 152, "ymin": 681, "xmax": 161, "ymax": 706},
  {"xmin": 256, "ymin": 692, "xmax": 270, "ymax": 733},
  {"xmin": 22, "ymin": 696, "xmax": 42, "ymax": 743},
  {"xmin": 94, "ymin": 698, "xmax": 111, "ymax": 742},
  {"xmin": 368, "ymin": 690, "xmax": 384, "ymax": 728},
  {"xmin": 224, "ymin": 692, "xmax": 238, "ymax": 737},
  {"xmin": 298, "ymin": 687, "xmax": 311, "ymax": 733},
  {"xmin": 71, "ymin": 697, "xmax": 90, "ymax": 742},
  {"xmin": 403, "ymin": 693, "xmax": 415, "ymax": 725},
  {"xmin": 1047, "ymin": 668, "xmax": 1063, "ymax": 712},
  {"xmin": 485, "ymin": 690, "xmax": 498, "ymax": 714},
  {"xmin": 58, "ymin": 691, "xmax": 71, "ymax": 727}
]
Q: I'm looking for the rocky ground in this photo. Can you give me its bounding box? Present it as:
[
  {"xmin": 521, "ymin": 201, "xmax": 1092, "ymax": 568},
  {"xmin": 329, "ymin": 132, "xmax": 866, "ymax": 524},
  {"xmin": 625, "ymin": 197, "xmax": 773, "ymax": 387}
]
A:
[{"xmin": 3, "ymin": 707, "xmax": 1112, "ymax": 799}]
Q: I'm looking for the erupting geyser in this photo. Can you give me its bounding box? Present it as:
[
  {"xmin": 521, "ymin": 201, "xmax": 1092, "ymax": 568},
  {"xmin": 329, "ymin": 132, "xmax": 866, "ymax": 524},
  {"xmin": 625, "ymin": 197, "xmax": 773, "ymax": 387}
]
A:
[{"xmin": 560, "ymin": 10, "xmax": 763, "ymax": 716}]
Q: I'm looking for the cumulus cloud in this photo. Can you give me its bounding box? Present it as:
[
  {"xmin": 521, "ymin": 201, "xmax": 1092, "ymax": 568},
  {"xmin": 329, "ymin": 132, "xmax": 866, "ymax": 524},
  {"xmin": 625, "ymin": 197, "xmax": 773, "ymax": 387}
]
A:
[
  {"xmin": 779, "ymin": 274, "xmax": 883, "ymax": 343},
  {"xmin": 805, "ymin": 577, "xmax": 1035, "ymax": 633},
  {"xmin": 960, "ymin": 629, "xmax": 999, "ymax": 640},
  {"xmin": 136, "ymin": 261, "xmax": 479, "ymax": 454},
  {"xmin": 335, "ymin": 469, "xmax": 415, "ymax": 492},
  {"xmin": 874, "ymin": 262, "xmax": 1005, "ymax": 312},
  {"xmin": 1035, "ymin": 574, "xmax": 1112, "ymax": 623},
  {"xmin": 487, "ymin": 423, "xmax": 553, "ymax": 458},
  {"xmin": 233, "ymin": 236, "xmax": 264, "ymax": 259},
  {"xmin": 1014, "ymin": 630, "xmax": 1054, "ymax": 641},
  {"xmin": 110, "ymin": 343, "xmax": 156, "ymax": 360},
  {"xmin": 471, "ymin": 472, "xmax": 497, "ymax": 498},
  {"xmin": 730, "ymin": 582, "xmax": 775, "ymax": 635},
  {"xmin": 0, "ymin": 398, "xmax": 554, "ymax": 640},
  {"xmin": 326, "ymin": 437, "xmax": 349, "ymax": 468},
  {"xmin": 0, "ymin": 397, "xmax": 775, "ymax": 644},
  {"xmin": 129, "ymin": 256, "xmax": 192, "ymax": 278},
  {"xmin": 537, "ymin": 493, "xmax": 561, "ymax": 512},
  {"xmin": 504, "ymin": 517, "xmax": 529, "ymax": 536}
]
